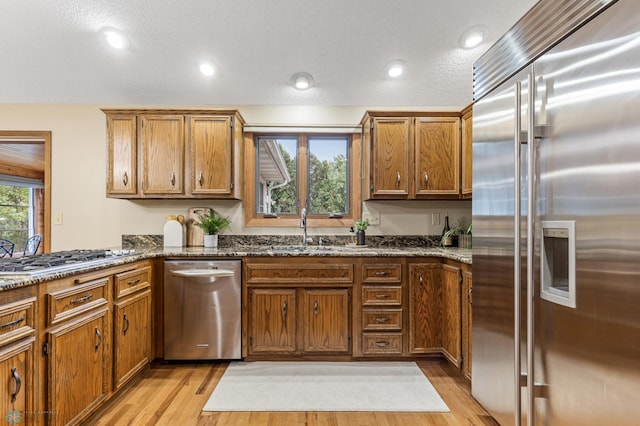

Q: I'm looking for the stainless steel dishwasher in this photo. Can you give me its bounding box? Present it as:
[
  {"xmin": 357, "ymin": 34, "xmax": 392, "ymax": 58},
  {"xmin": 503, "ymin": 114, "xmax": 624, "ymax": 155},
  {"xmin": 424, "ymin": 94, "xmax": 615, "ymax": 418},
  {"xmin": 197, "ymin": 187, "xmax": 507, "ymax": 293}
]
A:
[{"xmin": 164, "ymin": 259, "xmax": 242, "ymax": 360}]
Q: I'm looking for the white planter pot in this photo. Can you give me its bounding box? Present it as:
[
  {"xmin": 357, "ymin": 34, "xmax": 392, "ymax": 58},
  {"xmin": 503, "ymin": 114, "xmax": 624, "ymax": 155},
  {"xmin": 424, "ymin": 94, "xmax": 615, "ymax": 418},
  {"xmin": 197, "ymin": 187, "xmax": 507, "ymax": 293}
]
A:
[{"xmin": 203, "ymin": 234, "xmax": 218, "ymax": 248}]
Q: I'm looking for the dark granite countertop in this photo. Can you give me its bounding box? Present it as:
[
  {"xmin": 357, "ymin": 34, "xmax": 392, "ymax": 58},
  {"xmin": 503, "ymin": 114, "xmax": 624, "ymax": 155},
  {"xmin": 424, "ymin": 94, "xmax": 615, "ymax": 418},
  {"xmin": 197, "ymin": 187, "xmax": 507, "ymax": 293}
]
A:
[{"xmin": 0, "ymin": 245, "xmax": 471, "ymax": 291}]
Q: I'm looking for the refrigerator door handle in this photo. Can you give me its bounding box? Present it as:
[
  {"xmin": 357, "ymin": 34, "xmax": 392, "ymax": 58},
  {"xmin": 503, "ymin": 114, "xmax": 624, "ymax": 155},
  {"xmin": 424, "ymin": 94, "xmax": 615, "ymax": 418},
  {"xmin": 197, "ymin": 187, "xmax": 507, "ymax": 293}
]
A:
[
  {"xmin": 513, "ymin": 80, "xmax": 524, "ymax": 426},
  {"xmin": 526, "ymin": 70, "xmax": 537, "ymax": 426}
]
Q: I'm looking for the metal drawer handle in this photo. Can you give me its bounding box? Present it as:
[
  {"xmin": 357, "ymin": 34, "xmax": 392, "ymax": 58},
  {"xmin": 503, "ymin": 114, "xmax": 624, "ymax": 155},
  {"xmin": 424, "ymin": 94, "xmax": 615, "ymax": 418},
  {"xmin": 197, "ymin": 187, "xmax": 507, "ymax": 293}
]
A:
[
  {"xmin": 170, "ymin": 269, "xmax": 235, "ymax": 278},
  {"xmin": 374, "ymin": 271, "xmax": 390, "ymax": 277},
  {"xmin": 314, "ymin": 300, "xmax": 319, "ymax": 316},
  {"xmin": 468, "ymin": 287, "xmax": 473, "ymax": 305},
  {"xmin": 123, "ymin": 313, "xmax": 129, "ymax": 335},
  {"xmin": 424, "ymin": 173, "xmax": 429, "ymax": 188},
  {"xmin": 375, "ymin": 294, "xmax": 390, "ymax": 299},
  {"xmin": 198, "ymin": 171, "xmax": 204, "ymax": 187},
  {"xmin": 419, "ymin": 273, "xmax": 424, "ymax": 291},
  {"xmin": 11, "ymin": 367, "xmax": 21, "ymax": 403},
  {"xmin": 396, "ymin": 172, "xmax": 401, "ymax": 188},
  {"xmin": 0, "ymin": 316, "xmax": 25, "ymax": 330},
  {"xmin": 374, "ymin": 317, "xmax": 390, "ymax": 323},
  {"xmin": 282, "ymin": 300, "xmax": 288, "ymax": 323},
  {"xmin": 170, "ymin": 172, "xmax": 176, "ymax": 187},
  {"xmin": 127, "ymin": 278, "xmax": 141, "ymax": 285},
  {"xmin": 123, "ymin": 171, "xmax": 129, "ymax": 186},
  {"xmin": 70, "ymin": 294, "xmax": 93, "ymax": 304},
  {"xmin": 95, "ymin": 327, "xmax": 102, "ymax": 352},
  {"xmin": 375, "ymin": 341, "xmax": 390, "ymax": 347}
]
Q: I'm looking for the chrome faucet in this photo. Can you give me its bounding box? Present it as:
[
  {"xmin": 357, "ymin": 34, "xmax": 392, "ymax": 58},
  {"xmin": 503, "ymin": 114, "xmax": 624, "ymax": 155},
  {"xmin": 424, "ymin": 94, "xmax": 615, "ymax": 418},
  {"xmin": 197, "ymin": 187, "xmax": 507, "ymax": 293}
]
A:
[{"xmin": 301, "ymin": 207, "xmax": 308, "ymax": 246}]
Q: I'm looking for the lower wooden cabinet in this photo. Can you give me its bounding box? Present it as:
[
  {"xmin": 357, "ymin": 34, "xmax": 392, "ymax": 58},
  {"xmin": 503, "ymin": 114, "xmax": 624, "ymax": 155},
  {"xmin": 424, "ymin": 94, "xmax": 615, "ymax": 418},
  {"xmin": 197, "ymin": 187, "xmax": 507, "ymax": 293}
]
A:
[
  {"xmin": 47, "ymin": 307, "xmax": 109, "ymax": 425},
  {"xmin": 302, "ymin": 289, "xmax": 350, "ymax": 353},
  {"xmin": 247, "ymin": 287, "xmax": 351, "ymax": 356},
  {"xmin": 113, "ymin": 265, "xmax": 152, "ymax": 391},
  {"xmin": 408, "ymin": 263, "xmax": 441, "ymax": 354},
  {"xmin": 0, "ymin": 289, "xmax": 36, "ymax": 424},
  {"xmin": 461, "ymin": 268, "xmax": 473, "ymax": 380},
  {"xmin": 357, "ymin": 262, "xmax": 404, "ymax": 356},
  {"xmin": 0, "ymin": 337, "xmax": 35, "ymax": 425},
  {"xmin": 36, "ymin": 260, "xmax": 154, "ymax": 425},
  {"xmin": 441, "ymin": 264, "xmax": 462, "ymax": 367},
  {"xmin": 113, "ymin": 289, "xmax": 151, "ymax": 390},
  {"xmin": 408, "ymin": 261, "xmax": 462, "ymax": 367},
  {"xmin": 244, "ymin": 258, "xmax": 353, "ymax": 359},
  {"xmin": 248, "ymin": 288, "xmax": 297, "ymax": 354}
]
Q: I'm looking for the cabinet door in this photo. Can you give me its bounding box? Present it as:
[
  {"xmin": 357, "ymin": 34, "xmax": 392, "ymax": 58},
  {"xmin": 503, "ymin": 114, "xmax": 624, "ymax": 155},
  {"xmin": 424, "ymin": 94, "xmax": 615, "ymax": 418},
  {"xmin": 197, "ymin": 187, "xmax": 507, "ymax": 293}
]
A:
[
  {"xmin": 140, "ymin": 115, "xmax": 185, "ymax": 195},
  {"xmin": 248, "ymin": 289, "xmax": 297, "ymax": 354},
  {"xmin": 414, "ymin": 117, "xmax": 460, "ymax": 197},
  {"xmin": 462, "ymin": 270, "xmax": 473, "ymax": 380},
  {"xmin": 106, "ymin": 114, "xmax": 137, "ymax": 196},
  {"xmin": 0, "ymin": 338, "xmax": 34, "ymax": 425},
  {"xmin": 113, "ymin": 290, "xmax": 151, "ymax": 390},
  {"xmin": 461, "ymin": 107, "xmax": 473, "ymax": 197},
  {"xmin": 302, "ymin": 289, "xmax": 350, "ymax": 353},
  {"xmin": 370, "ymin": 117, "xmax": 411, "ymax": 197},
  {"xmin": 441, "ymin": 264, "xmax": 462, "ymax": 367},
  {"xmin": 47, "ymin": 308, "xmax": 109, "ymax": 426},
  {"xmin": 189, "ymin": 115, "xmax": 234, "ymax": 196},
  {"xmin": 409, "ymin": 263, "xmax": 440, "ymax": 354}
]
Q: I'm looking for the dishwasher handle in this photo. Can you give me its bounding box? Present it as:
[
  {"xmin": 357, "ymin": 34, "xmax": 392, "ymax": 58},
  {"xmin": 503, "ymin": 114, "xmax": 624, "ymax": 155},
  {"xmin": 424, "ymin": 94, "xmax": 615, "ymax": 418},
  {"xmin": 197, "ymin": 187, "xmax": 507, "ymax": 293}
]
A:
[{"xmin": 170, "ymin": 269, "xmax": 235, "ymax": 278}]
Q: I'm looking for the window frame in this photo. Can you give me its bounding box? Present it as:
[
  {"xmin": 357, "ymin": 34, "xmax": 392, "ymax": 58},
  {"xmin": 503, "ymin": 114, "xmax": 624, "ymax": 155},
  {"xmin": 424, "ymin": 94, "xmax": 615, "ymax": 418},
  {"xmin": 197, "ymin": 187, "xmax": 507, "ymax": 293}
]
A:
[{"xmin": 244, "ymin": 132, "xmax": 361, "ymax": 228}]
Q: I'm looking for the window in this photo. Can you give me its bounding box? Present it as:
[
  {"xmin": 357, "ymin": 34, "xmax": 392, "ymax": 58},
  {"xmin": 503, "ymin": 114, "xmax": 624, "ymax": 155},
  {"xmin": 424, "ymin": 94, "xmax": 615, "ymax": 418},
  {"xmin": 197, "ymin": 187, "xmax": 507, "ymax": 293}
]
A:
[
  {"xmin": 245, "ymin": 132, "xmax": 361, "ymax": 227},
  {"xmin": 0, "ymin": 185, "xmax": 34, "ymax": 250}
]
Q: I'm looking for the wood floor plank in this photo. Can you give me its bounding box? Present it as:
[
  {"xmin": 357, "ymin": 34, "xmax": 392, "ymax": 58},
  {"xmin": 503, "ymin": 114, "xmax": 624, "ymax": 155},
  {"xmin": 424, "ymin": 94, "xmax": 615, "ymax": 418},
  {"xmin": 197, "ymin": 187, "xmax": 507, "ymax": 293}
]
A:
[{"xmin": 84, "ymin": 359, "xmax": 494, "ymax": 426}]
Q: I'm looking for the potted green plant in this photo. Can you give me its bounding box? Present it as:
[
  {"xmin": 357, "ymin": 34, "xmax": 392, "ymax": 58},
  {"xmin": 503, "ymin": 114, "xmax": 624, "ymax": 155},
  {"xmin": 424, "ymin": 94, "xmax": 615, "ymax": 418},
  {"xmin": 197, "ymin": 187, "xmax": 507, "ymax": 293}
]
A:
[
  {"xmin": 354, "ymin": 218, "xmax": 369, "ymax": 246},
  {"xmin": 194, "ymin": 209, "xmax": 231, "ymax": 248},
  {"xmin": 441, "ymin": 222, "xmax": 472, "ymax": 249}
]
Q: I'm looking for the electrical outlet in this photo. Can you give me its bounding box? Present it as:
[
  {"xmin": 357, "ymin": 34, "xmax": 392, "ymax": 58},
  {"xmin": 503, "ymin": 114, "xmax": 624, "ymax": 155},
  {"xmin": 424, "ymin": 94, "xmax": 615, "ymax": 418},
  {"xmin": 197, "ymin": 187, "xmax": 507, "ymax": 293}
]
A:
[
  {"xmin": 362, "ymin": 212, "xmax": 380, "ymax": 225},
  {"xmin": 54, "ymin": 212, "xmax": 63, "ymax": 225},
  {"xmin": 431, "ymin": 213, "xmax": 440, "ymax": 225}
]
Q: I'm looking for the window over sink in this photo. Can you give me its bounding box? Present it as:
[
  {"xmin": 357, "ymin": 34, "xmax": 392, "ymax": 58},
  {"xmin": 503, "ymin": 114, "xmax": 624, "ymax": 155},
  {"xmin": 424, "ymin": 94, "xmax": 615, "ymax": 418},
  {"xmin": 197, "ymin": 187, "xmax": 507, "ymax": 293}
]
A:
[{"xmin": 244, "ymin": 132, "xmax": 361, "ymax": 228}]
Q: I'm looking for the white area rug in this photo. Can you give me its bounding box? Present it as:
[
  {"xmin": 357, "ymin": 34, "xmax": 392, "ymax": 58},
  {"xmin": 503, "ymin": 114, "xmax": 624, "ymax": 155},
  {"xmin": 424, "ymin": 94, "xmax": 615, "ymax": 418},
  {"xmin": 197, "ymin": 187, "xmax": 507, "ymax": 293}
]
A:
[{"xmin": 203, "ymin": 361, "xmax": 450, "ymax": 412}]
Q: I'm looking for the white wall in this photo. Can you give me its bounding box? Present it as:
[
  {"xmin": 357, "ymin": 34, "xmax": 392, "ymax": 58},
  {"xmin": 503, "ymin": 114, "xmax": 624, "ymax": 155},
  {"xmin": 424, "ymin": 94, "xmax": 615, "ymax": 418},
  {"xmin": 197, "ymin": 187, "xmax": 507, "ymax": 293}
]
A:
[{"xmin": 0, "ymin": 104, "xmax": 470, "ymax": 250}]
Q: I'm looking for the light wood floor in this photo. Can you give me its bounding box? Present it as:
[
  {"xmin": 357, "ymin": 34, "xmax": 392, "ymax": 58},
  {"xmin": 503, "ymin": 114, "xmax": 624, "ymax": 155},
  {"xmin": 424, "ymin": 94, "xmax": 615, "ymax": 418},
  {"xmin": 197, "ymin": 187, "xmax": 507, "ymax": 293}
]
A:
[{"xmin": 84, "ymin": 359, "xmax": 497, "ymax": 426}]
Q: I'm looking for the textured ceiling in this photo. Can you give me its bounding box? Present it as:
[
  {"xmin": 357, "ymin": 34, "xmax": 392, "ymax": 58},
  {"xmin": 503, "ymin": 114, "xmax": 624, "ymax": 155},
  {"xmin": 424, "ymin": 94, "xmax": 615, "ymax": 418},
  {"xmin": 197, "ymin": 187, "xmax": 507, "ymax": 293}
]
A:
[{"xmin": 1, "ymin": 0, "xmax": 537, "ymax": 107}]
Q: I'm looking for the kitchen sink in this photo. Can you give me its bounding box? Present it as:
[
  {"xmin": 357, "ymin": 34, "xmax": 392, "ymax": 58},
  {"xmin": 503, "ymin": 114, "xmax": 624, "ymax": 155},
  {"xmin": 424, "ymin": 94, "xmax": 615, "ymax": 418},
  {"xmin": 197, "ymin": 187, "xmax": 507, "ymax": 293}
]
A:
[{"xmin": 254, "ymin": 245, "xmax": 357, "ymax": 255}]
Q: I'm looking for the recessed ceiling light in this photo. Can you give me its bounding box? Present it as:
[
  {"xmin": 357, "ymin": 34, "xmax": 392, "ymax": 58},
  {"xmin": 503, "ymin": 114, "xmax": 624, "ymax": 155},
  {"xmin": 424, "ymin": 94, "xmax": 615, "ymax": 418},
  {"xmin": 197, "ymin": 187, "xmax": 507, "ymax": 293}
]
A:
[
  {"xmin": 199, "ymin": 63, "xmax": 215, "ymax": 77},
  {"xmin": 101, "ymin": 27, "xmax": 130, "ymax": 50},
  {"xmin": 386, "ymin": 60, "xmax": 406, "ymax": 78},
  {"xmin": 459, "ymin": 25, "xmax": 488, "ymax": 49},
  {"xmin": 292, "ymin": 72, "xmax": 314, "ymax": 90}
]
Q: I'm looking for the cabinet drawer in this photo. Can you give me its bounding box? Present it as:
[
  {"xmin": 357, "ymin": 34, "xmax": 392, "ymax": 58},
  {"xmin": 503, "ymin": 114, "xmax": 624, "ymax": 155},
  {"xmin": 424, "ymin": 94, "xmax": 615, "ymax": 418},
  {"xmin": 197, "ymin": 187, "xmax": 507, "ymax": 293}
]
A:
[
  {"xmin": 0, "ymin": 297, "xmax": 36, "ymax": 346},
  {"xmin": 115, "ymin": 266, "xmax": 151, "ymax": 299},
  {"xmin": 47, "ymin": 277, "xmax": 109, "ymax": 326},
  {"xmin": 362, "ymin": 309, "xmax": 403, "ymax": 331},
  {"xmin": 246, "ymin": 263, "xmax": 353, "ymax": 284},
  {"xmin": 361, "ymin": 263, "xmax": 401, "ymax": 283},
  {"xmin": 362, "ymin": 286, "xmax": 402, "ymax": 306},
  {"xmin": 362, "ymin": 333, "xmax": 403, "ymax": 355}
]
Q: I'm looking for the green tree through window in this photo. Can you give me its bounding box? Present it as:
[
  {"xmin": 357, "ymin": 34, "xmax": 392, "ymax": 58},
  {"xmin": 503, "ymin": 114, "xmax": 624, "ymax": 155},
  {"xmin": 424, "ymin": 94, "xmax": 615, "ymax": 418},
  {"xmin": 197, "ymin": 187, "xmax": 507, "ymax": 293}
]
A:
[
  {"xmin": 0, "ymin": 185, "xmax": 30, "ymax": 248},
  {"xmin": 308, "ymin": 138, "xmax": 348, "ymax": 214}
]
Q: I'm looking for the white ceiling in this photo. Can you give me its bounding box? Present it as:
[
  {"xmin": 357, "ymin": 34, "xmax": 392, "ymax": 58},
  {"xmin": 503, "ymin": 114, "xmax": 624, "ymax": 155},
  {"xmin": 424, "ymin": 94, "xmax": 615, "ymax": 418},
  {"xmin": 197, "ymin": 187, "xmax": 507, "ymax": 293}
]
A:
[{"xmin": 1, "ymin": 0, "xmax": 537, "ymax": 108}]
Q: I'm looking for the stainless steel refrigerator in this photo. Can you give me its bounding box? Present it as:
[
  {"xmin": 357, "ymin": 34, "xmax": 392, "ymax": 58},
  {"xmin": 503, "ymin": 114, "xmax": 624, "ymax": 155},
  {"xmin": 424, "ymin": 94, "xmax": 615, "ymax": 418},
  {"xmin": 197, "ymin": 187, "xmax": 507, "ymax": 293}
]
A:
[{"xmin": 472, "ymin": 0, "xmax": 640, "ymax": 424}]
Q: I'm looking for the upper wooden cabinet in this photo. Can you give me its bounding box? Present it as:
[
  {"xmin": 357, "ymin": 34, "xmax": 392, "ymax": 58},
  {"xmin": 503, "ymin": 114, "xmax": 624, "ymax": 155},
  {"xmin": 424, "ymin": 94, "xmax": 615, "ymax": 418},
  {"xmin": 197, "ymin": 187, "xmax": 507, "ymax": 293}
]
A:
[
  {"xmin": 361, "ymin": 111, "xmax": 464, "ymax": 200},
  {"xmin": 460, "ymin": 104, "xmax": 473, "ymax": 198},
  {"xmin": 106, "ymin": 114, "xmax": 137, "ymax": 195},
  {"xmin": 189, "ymin": 115, "xmax": 236, "ymax": 196},
  {"xmin": 369, "ymin": 117, "xmax": 411, "ymax": 198},
  {"xmin": 140, "ymin": 115, "xmax": 185, "ymax": 195},
  {"xmin": 414, "ymin": 116, "xmax": 460, "ymax": 197},
  {"xmin": 103, "ymin": 109, "xmax": 244, "ymax": 199}
]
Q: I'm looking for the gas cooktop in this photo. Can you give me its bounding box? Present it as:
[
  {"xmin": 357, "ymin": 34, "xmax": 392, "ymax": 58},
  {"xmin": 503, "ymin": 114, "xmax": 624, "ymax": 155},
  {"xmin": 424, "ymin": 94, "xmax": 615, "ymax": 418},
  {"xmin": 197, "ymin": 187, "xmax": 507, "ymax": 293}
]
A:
[{"xmin": 0, "ymin": 249, "xmax": 137, "ymax": 276}]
